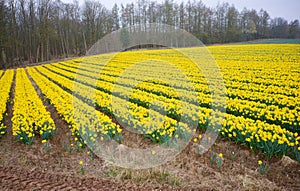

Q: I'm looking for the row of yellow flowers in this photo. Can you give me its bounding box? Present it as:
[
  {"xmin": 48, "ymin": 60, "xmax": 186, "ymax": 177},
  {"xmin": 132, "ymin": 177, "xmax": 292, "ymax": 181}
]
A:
[
  {"xmin": 35, "ymin": 65, "xmax": 192, "ymax": 143},
  {"xmin": 12, "ymin": 69, "xmax": 56, "ymax": 144},
  {"xmin": 36, "ymin": 59, "xmax": 299, "ymax": 160},
  {"xmin": 61, "ymin": 56, "xmax": 298, "ymax": 107},
  {"xmin": 64, "ymin": 57, "xmax": 298, "ymax": 98},
  {"xmin": 46, "ymin": 60, "xmax": 299, "ymax": 132},
  {"xmin": 61, "ymin": 58, "xmax": 298, "ymax": 112},
  {"xmin": 0, "ymin": 70, "xmax": 14, "ymax": 137},
  {"xmin": 62, "ymin": 59, "xmax": 299, "ymax": 125},
  {"xmin": 28, "ymin": 67, "xmax": 123, "ymax": 146},
  {"xmin": 69, "ymin": 46, "xmax": 299, "ymax": 98}
]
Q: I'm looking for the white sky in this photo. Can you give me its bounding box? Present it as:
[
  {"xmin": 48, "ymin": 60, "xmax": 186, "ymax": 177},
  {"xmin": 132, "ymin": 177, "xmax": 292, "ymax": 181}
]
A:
[{"xmin": 62, "ymin": 0, "xmax": 300, "ymax": 21}]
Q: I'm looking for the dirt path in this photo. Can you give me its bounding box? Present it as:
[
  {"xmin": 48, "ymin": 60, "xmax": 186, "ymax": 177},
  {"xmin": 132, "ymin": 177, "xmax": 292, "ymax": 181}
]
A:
[
  {"xmin": 0, "ymin": 137, "xmax": 299, "ymax": 190},
  {"xmin": 0, "ymin": 166, "xmax": 155, "ymax": 191}
]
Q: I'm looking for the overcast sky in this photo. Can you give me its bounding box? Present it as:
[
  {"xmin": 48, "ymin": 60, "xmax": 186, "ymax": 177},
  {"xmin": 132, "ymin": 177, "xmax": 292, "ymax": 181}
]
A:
[{"xmin": 62, "ymin": 0, "xmax": 299, "ymax": 21}]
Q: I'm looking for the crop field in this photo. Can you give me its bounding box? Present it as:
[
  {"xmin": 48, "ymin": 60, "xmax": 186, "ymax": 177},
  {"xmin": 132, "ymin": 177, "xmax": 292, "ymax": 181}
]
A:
[{"xmin": 0, "ymin": 44, "xmax": 299, "ymax": 190}]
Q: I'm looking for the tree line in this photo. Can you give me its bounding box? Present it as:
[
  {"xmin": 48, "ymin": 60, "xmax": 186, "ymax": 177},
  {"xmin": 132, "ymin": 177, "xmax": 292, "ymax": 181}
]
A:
[{"xmin": 0, "ymin": 0, "xmax": 299, "ymax": 68}]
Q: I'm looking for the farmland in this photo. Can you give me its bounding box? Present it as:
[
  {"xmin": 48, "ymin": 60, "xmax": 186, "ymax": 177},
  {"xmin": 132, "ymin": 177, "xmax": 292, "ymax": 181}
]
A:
[{"xmin": 0, "ymin": 44, "xmax": 299, "ymax": 190}]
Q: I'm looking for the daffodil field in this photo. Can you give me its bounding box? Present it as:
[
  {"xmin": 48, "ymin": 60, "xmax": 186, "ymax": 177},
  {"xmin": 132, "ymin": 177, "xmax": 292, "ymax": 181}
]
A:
[{"xmin": 0, "ymin": 44, "xmax": 299, "ymax": 162}]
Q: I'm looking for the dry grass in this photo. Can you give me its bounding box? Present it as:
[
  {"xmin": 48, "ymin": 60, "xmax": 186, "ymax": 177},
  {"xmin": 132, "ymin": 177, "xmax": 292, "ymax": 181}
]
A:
[{"xmin": 1, "ymin": 124, "xmax": 299, "ymax": 190}]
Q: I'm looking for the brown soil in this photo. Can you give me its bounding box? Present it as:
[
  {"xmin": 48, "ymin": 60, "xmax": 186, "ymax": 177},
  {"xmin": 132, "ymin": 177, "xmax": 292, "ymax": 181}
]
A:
[
  {"xmin": 1, "ymin": 126, "xmax": 299, "ymax": 190},
  {"xmin": 0, "ymin": 71, "xmax": 4, "ymax": 79},
  {"xmin": 0, "ymin": 69, "xmax": 299, "ymax": 190},
  {"xmin": 0, "ymin": 166, "xmax": 149, "ymax": 191}
]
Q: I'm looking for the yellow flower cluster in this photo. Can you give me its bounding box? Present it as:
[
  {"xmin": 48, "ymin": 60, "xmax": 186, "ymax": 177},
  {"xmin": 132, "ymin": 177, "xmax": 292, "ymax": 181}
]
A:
[
  {"xmin": 36, "ymin": 64, "xmax": 192, "ymax": 143},
  {"xmin": 12, "ymin": 69, "xmax": 56, "ymax": 144},
  {"xmin": 27, "ymin": 67, "xmax": 122, "ymax": 146},
  {"xmin": 56, "ymin": 50, "xmax": 299, "ymax": 132},
  {"xmin": 0, "ymin": 70, "xmax": 14, "ymax": 137}
]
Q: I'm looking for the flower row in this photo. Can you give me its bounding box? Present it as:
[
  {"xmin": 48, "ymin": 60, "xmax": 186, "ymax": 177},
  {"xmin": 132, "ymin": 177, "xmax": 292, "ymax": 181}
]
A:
[
  {"xmin": 46, "ymin": 62, "xmax": 299, "ymax": 132},
  {"xmin": 28, "ymin": 67, "xmax": 123, "ymax": 146},
  {"xmin": 0, "ymin": 70, "xmax": 14, "ymax": 137},
  {"xmin": 36, "ymin": 63, "xmax": 300, "ymax": 160},
  {"xmin": 12, "ymin": 69, "xmax": 56, "ymax": 144}
]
